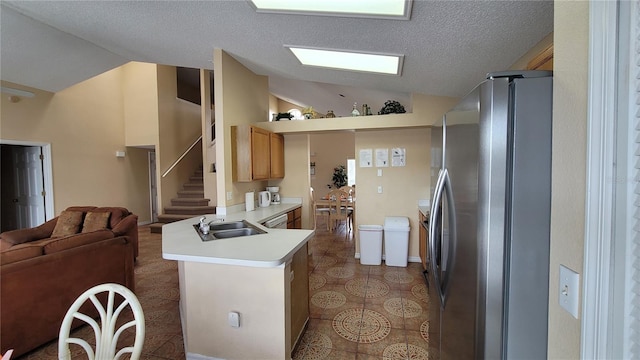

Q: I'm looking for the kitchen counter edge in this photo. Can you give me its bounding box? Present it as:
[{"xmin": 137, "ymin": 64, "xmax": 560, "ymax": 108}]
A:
[{"xmin": 161, "ymin": 203, "xmax": 312, "ymax": 268}]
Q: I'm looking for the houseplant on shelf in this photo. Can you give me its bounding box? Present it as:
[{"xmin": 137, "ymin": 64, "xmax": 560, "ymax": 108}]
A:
[
  {"xmin": 378, "ymin": 100, "xmax": 406, "ymax": 115},
  {"xmin": 331, "ymin": 165, "xmax": 347, "ymax": 188}
]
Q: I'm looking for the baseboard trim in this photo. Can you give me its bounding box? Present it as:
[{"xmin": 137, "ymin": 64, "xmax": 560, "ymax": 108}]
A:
[{"xmin": 354, "ymin": 253, "xmax": 421, "ymax": 264}]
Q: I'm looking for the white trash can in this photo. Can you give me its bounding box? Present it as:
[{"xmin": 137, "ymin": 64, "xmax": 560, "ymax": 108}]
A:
[
  {"xmin": 358, "ymin": 225, "xmax": 383, "ymax": 265},
  {"xmin": 384, "ymin": 217, "xmax": 410, "ymax": 267}
]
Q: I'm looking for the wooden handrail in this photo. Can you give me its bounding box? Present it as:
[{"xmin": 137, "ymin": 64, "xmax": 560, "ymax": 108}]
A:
[{"xmin": 161, "ymin": 136, "xmax": 202, "ymax": 178}]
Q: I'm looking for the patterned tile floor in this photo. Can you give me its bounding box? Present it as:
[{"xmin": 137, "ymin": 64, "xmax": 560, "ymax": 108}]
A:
[
  {"xmin": 16, "ymin": 220, "xmax": 435, "ymax": 360},
  {"xmin": 294, "ymin": 219, "xmax": 437, "ymax": 360}
]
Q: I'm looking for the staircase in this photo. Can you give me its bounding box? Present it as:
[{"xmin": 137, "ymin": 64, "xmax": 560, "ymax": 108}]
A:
[{"xmin": 149, "ymin": 168, "xmax": 216, "ymax": 234}]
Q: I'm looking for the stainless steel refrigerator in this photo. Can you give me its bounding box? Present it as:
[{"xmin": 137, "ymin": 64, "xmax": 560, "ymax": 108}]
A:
[{"xmin": 427, "ymin": 71, "xmax": 552, "ymax": 359}]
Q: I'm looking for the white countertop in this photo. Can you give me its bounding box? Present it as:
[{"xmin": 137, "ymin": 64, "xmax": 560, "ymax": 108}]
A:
[{"xmin": 162, "ymin": 203, "xmax": 313, "ymax": 268}]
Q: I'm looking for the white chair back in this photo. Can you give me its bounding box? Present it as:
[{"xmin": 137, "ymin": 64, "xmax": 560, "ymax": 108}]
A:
[{"xmin": 58, "ymin": 283, "xmax": 145, "ymax": 360}]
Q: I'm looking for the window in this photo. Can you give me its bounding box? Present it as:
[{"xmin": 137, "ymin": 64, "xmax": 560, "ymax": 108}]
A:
[{"xmin": 347, "ymin": 158, "xmax": 356, "ymax": 186}]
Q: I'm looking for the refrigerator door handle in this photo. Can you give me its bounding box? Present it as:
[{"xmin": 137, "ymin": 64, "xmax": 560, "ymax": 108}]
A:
[
  {"xmin": 428, "ymin": 169, "xmax": 446, "ymax": 308},
  {"xmin": 440, "ymin": 170, "xmax": 457, "ymax": 307}
]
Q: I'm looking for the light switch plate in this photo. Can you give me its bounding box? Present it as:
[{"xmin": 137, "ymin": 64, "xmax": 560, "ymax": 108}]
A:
[
  {"xmin": 559, "ymin": 265, "xmax": 580, "ymax": 319},
  {"xmin": 228, "ymin": 311, "xmax": 240, "ymax": 328}
]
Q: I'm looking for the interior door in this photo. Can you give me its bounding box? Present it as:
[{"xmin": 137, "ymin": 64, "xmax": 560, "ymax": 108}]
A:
[{"xmin": 14, "ymin": 146, "xmax": 46, "ymax": 228}]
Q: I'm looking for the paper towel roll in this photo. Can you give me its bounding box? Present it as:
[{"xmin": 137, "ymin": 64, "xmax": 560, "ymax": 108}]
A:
[{"xmin": 245, "ymin": 192, "xmax": 255, "ymax": 211}]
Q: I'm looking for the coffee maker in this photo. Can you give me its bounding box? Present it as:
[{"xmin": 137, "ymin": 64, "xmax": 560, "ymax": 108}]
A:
[{"xmin": 266, "ymin": 186, "xmax": 281, "ymax": 205}]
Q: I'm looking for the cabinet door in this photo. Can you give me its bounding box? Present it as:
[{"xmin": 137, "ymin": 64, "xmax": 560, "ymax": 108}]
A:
[
  {"xmin": 290, "ymin": 244, "xmax": 309, "ymax": 350},
  {"xmin": 270, "ymin": 133, "xmax": 285, "ymax": 178},
  {"xmin": 251, "ymin": 127, "xmax": 271, "ymax": 180},
  {"xmin": 419, "ymin": 212, "xmax": 428, "ymax": 270},
  {"xmin": 294, "ymin": 208, "xmax": 302, "ymax": 229}
]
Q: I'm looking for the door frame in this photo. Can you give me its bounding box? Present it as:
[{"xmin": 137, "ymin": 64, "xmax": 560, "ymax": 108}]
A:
[
  {"xmin": 0, "ymin": 139, "xmax": 55, "ymax": 220},
  {"xmin": 582, "ymin": 0, "xmax": 635, "ymax": 358},
  {"xmin": 148, "ymin": 150, "xmax": 158, "ymax": 223}
]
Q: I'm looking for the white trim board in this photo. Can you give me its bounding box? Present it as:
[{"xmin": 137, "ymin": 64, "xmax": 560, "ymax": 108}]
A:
[{"xmin": 581, "ymin": 0, "xmax": 637, "ymax": 358}]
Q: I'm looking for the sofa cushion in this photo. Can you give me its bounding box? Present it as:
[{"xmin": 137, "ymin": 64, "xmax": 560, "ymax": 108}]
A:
[
  {"xmin": 82, "ymin": 211, "xmax": 111, "ymax": 233},
  {"xmin": 51, "ymin": 211, "xmax": 83, "ymax": 238},
  {"xmin": 42, "ymin": 230, "xmax": 115, "ymax": 254},
  {"xmin": 0, "ymin": 244, "xmax": 43, "ymax": 265},
  {"xmin": 94, "ymin": 207, "xmax": 131, "ymax": 228}
]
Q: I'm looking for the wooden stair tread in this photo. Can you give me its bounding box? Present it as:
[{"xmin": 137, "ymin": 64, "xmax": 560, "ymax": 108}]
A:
[
  {"xmin": 156, "ymin": 167, "xmax": 215, "ymax": 227},
  {"xmin": 164, "ymin": 205, "xmax": 216, "ymax": 211},
  {"xmin": 157, "ymin": 214, "xmax": 195, "ymax": 222},
  {"xmin": 149, "ymin": 223, "xmax": 164, "ymax": 233}
]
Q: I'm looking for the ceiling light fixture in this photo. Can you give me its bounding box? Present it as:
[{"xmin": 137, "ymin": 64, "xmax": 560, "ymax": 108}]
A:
[
  {"xmin": 286, "ymin": 46, "xmax": 403, "ymax": 75},
  {"xmin": 249, "ymin": 0, "xmax": 412, "ymax": 20}
]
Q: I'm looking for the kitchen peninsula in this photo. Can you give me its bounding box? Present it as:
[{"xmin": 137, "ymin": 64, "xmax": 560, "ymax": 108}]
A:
[{"xmin": 162, "ymin": 203, "xmax": 313, "ymax": 360}]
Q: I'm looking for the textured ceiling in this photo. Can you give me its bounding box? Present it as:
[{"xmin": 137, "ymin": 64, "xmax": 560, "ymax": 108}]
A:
[{"xmin": 0, "ymin": 1, "xmax": 553, "ymax": 117}]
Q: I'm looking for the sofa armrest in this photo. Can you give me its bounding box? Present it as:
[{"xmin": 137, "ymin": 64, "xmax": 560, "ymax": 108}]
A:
[
  {"xmin": 112, "ymin": 214, "xmax": 138, "ymax": 259},
  {"xmin": 0, "ymin": 218, "xmax": 58, "ymax": 246}
]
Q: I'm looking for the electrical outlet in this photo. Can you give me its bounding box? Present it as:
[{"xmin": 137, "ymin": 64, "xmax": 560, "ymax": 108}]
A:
[
  {"xmin": 226, "ymin": 191, "xmax": 233, "ymax": 200},
  {"xmin": 377, "ymin": 169, "xmax": 383, "ymax": 177},
  {"xmin": 559, "ymin": 265, "xmax": 580, "ymax": 319},
  {"xmin": 377, "ymin": 186, "xmax": 383, "ymax": 194}
]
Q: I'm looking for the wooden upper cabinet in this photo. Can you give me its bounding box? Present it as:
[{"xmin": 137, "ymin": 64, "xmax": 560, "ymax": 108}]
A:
[
  {"xmin": 270, "ymin": 132, "xmax": 285, "ymax": 179},
  {"xmin": 251, "ymin": 127, "xmax": 271, "ymax": 180},
  {"xmin": 232, "ymin": 125, "xmax": 285, "ymax": 182}
]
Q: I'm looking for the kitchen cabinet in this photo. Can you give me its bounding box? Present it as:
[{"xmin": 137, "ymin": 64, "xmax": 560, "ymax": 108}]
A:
[
  {"xmin": 270, "ymin": 132, "xmax": 285, "ymax": 178},
  {"xmin": 287, "ymin": 207, "xmax": 302, "ymax": 229},
  {"xmin": 419, "ymin": 211, "xmax": 428, "ymax": 270},
  {"xmin": 289, "ymin": 243, "xmax": 308, "ymax": 352},
  {"xmin": 232, "ymin": 125, "xmax": 285, "ymax": 182}
]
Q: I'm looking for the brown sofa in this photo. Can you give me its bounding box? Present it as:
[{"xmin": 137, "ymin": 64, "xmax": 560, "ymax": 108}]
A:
[{"xmin": 0, "ymin": 206, "xmax": 138, "ymax": 358}]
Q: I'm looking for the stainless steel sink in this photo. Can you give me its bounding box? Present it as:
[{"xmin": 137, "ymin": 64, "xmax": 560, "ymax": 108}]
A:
[
  {"xmin": 210, "ymin": 228, "xmax": 264, "ymax": 239},
  {"xmin": 193, "ymin": 221, "xmax": 266, "ymax": 241},
  {"xmin": 208, "ymin": 220, "xmax": 250, "ymax": 231}
]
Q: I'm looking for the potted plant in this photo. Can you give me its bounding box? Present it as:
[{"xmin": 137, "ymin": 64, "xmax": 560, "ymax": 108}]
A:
[
  {"xmin": 378, "ymin": 100, "xmax": 406, "ymax": 115},
  {"xmin": 332, "ymin": 165, "xmax": 347, "ymax": 188}
]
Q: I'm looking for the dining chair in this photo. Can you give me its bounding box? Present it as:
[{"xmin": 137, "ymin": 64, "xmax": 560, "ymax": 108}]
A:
[
  {"xmin": 327, "ymin": 189, "xmax": 353, "ymax": 233},
  {"xmin": 311, "ymin": 187, "xmax": 330, "ymax": 230},
  {"xmin": 58, "ymin": 283, "xmax": 145, "ymax": 360},
  {"xmin": 339, "ymin": 185, "xmax": 355, "ymax": 228},
  {"xmin": 339, "ymin": 185, "xmax": 354, "ymax": 196}
]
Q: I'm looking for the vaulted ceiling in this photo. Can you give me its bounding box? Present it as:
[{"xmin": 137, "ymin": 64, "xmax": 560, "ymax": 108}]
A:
[{"xmin": 1, "ymin": 1, "xmax": 553, "ymax": 117}]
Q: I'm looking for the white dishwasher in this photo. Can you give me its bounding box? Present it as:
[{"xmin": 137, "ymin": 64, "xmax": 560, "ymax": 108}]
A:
[{"xmin": 264, "ymin": 214, "xmax": 288, "ymax": 229}]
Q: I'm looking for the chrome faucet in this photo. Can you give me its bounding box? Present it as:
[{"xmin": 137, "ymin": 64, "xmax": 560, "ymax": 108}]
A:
[
  {"xmin": 199, "ymin": 216, "xmax": 209, "ymax": 234},
  {"xmin": 199, "ymin": 216, "xmax": 225, "ymax": 235}
]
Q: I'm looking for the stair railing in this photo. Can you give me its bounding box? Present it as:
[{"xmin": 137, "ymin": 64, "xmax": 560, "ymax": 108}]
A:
[{"xmin": 162, "ymin": 136, "xmax": 202, "ymax": 178}]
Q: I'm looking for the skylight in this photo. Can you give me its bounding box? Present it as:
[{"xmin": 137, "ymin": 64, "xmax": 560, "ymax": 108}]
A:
[
  {"xmin": 250, "ymin": 0, "xmax": 412, "ymax": 20},
  {"xmin": 286, "ymin": 47, "xmax": 403, "ymax": 75}
]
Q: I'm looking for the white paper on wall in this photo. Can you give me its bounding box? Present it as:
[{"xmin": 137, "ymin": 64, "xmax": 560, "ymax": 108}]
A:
[
  {"xmin": 375, "ymin": 148, "xmax": 389, "ymax": 167},
  {"xmin": 391, "ymin": 148, "xmax": 406, "ymax": 166},
  {"xmin": 359, "ymin": 149, "xmax": 373, "ymax": 167}
]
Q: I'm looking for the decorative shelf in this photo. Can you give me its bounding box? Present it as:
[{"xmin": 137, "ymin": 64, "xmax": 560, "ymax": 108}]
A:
[{"xmin": 256, "ymin": 112, "xmax": 431, "ymax": 134}]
